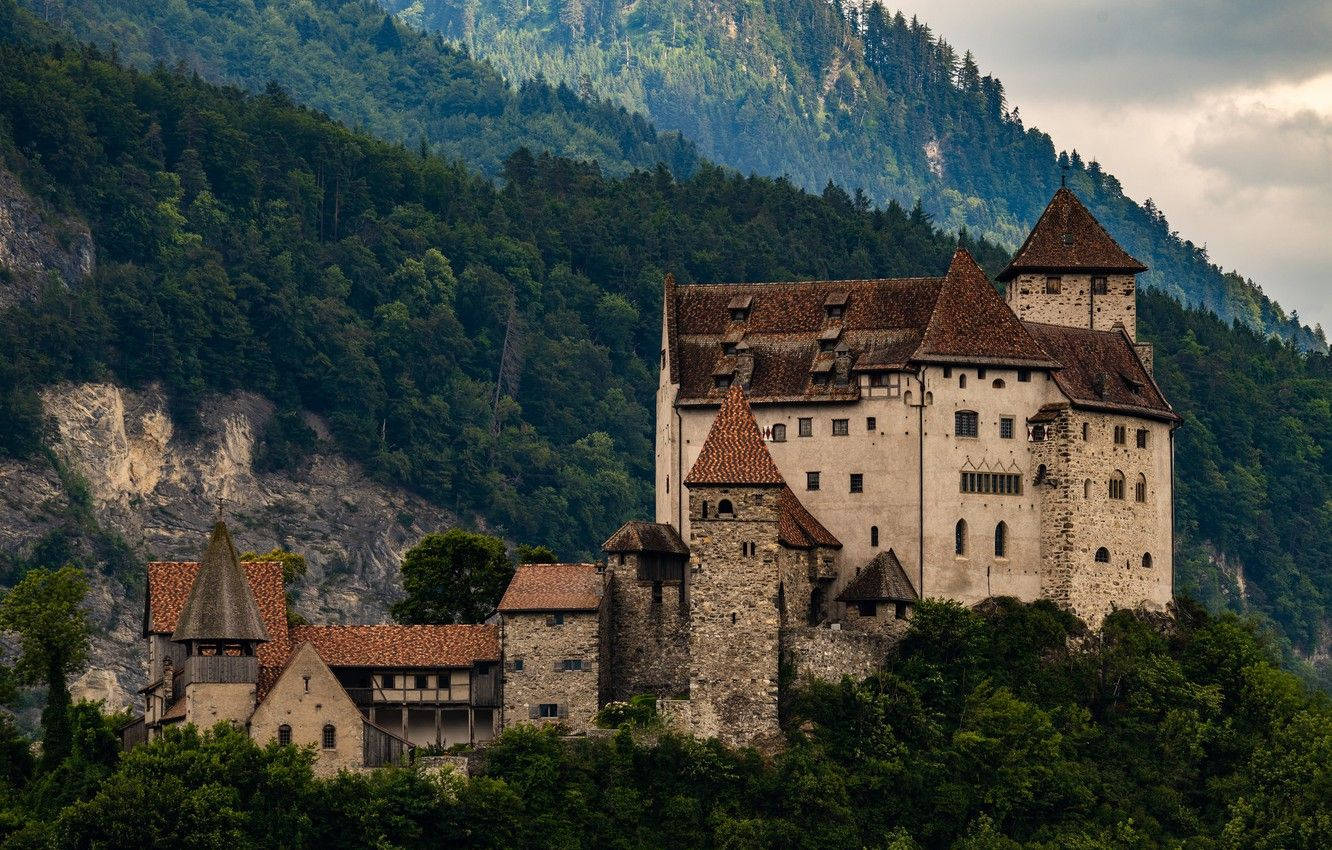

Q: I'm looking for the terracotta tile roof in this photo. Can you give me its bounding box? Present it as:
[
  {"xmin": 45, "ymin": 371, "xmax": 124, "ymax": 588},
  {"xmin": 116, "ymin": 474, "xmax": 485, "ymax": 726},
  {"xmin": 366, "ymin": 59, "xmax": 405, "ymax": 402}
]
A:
[
  {"xmin": 288, "ymin": 624, "xmax": 500, "ymax": 668},
  {"xmin": 669, "ymin": 276, "xmax": 942, "ymax": 403},
  {"xmin": 837, "ymin": 550, "xmax": 918, "ymax": 603},
  {"xmin": 777, "ymin": 486, "xmax": 841, "ymax": 550},
  {"xmin": 1024, "ymin": 322, "xmax": 1178, "ymax": 422},
  {"xmin": 602, "ymin": 521, "xmax": 689, "ymax": 555},
  {"xmin": 684, "ymin": 386, "xmax": 786, "ymax": 486},
  {"xmin": 498, "ymin": 563, "xmax": 604, "ymax": 613},
  {"xmin": 159, "ymin": 698, "xmax": 187, "ymax": 723},
  {"xmin": 146, "ymin": 559, "xmax": 290, "ymax": 669},
  {"xmin": 171, "ymin": 523, "xmax": 268, "ymax": 644},
  {"xmin": 913, "ymin": 249, "xmax": 1059, "ymax": 368},
  {"xmin": 998, "ymin": 187, "xmax": 1147, "ymax": 281}
]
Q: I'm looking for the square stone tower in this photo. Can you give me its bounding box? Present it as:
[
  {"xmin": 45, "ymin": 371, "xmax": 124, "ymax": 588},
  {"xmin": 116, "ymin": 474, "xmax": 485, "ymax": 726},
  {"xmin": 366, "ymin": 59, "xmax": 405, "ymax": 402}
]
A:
[{"xmin": 1000, "ymin": 187, "xmax": 1148, "ymax": 340}]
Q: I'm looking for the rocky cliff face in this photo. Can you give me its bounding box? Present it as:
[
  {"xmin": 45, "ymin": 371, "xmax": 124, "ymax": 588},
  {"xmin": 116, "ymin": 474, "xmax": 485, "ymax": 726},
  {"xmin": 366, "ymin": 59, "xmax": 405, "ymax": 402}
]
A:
[
  {"xmin": 0, "ymin": 382, "xmax": 454, "ymax": 718},
  {"xmin": 0, "ymin": 168, "xmax": 94, "ymax": 308}
]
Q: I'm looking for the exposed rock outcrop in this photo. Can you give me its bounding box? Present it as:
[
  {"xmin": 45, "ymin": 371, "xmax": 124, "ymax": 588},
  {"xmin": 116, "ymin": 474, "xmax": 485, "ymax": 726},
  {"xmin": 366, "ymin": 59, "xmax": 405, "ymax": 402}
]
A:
[
  {"xmin": 0, "ymin": 168, "xmax": 94, "ymax": 308},
  {"xmin": 0, "ymin": 382, "xmax": 454, "ymax": 718}
]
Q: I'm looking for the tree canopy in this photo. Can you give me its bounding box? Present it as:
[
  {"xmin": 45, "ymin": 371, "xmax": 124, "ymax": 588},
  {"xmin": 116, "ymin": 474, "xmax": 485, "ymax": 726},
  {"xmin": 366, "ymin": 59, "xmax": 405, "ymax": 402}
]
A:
[{"xmin": 392, "ymin": 530, "xmax": 514, "ymax": 624}]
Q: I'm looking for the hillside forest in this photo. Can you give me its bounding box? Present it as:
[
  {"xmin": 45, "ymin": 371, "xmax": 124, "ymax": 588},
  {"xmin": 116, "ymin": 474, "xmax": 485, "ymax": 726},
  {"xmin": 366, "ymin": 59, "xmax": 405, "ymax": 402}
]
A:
[{"xmin": 0, "ymin": 1, "xmax": 1329, "ymax": 682}]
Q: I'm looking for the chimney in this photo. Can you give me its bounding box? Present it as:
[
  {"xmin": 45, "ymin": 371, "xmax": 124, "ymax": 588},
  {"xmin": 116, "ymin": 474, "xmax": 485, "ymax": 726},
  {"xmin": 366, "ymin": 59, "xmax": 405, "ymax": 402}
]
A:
[
  {"xmin": 1134, "ymin": 342, "xmax": 1154, "ymax": 377},
  {"xmin": 734, "ymin": 341, "xmax": 754, "ymax": 388},
  {"xmin": 834, "ymin": 343, "xmax": 852, "ymax": 385}
]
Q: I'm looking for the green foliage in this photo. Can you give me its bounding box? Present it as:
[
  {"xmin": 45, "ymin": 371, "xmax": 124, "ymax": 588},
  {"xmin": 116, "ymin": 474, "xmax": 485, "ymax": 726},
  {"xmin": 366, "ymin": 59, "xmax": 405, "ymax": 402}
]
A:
[
  {"xmin": 392, "ymin": 529, "xmax": 514, "ymax": 623},
  {"xmin": 0, "ymin": 565, "xmax": 90, "ymax": 765},
  {"xmin": 390, "ymin": 0, "xmax": 1322, "ymax": 350},
  {"xmin": 4, "ymin": 601, "xmax": 1328, "ymax": 847},
  {"xmin": 26, "ymin": 0, "xmax": 698, "ymax": 180},
  {"xmin": 514, "ymin": 543, "xmax": 557, "ymax": 563},
  {"xmin": 594, "ymin": 693, "xmax": 658, "ymax": 729}
]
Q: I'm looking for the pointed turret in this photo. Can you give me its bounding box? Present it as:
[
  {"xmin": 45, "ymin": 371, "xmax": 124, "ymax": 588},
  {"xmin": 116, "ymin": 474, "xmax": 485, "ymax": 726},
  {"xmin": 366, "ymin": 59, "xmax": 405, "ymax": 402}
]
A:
[
  {"xmin": 172, "ymin": 521, "xmax": 269, "ymax": 646},
  {"xmin": 998, "ymin": 187, "xmax": 1146, "ymax": 281},
  {"xmin": 684, "ymin": 385, "xmax": 785, "ymax": 487}
]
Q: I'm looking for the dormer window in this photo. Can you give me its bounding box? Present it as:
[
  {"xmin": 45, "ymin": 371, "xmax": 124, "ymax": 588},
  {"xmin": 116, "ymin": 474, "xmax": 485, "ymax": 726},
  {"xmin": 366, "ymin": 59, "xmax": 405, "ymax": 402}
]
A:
[
  {"xmin": 714, "ymin": 375, "xmax": 732, "ymax": 390},
  {"xmin": 823, "ymin": 292, "xmax": 848, "ymax": 318},
  {"xmin": 818, "ymin": 326, "xmax": 842, "ymax": 352},
  {"xmin": 723, "ymin": 343, "xmax": 737, "ymax": 355},
  {"xmin": 727, "ymin": 294, "xmax": 753, "ymax": 322},
  {"xmin": 722, "ymin": 329, "xmax": 744, "ymax": 355}
]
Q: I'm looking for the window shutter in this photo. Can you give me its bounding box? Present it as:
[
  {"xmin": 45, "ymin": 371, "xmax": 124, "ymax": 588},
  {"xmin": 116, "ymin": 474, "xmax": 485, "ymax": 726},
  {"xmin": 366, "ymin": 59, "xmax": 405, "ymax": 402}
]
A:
[
  {"xmin": 545, "ymin": 614, "xmax": 555, "ymax": 626},
  {"xmin": 529, "ymin": 705, "xmax": 539, "ymax": 719},
  {"xmin": 553, "ymin": 660, "xmax": 563, "ymax": 673},
  {"xmin": 557, "ymin": 703, "xmax": 569, "ymax": 719},
  {"xmin": 503, "ymin": 660, "xmax": 513, "ymax": 672}
]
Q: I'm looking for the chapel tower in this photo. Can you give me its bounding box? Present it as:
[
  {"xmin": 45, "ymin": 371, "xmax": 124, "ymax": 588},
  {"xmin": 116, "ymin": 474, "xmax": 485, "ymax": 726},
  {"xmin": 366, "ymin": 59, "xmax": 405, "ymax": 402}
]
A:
[{"xmin": 999, "ymin": 187, "xmax": 1148, "ymax": 340}]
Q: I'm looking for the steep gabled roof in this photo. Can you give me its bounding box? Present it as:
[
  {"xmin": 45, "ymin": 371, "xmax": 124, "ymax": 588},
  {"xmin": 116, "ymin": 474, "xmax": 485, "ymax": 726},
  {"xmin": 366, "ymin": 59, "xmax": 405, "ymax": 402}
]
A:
[
  {"xmin": 913, "ymin": 249, "xmax": 1059, "ymax": 368},
  {"xmin": 1024, "ymin": 322, "xmax": 1177, "ymax": 422},
  {"xmin": 288, "ymin": 624, "xmax": 500, "ymax": 667},
  {"xmin": 602, "ymin": 521, "xmax": 689, "ymax": 555},
  {"xmin": 684, "ymin": 385, "xmax": 785, "ymax": 486},
  {"xmin": 170, "ymin": 522, "xmax": 269, "ymax": 644},
  {"xmin": 146, "ymin": 558, "xmax": 289, "ymax": 668},
  {"xmin": 837, "ymin": 550, "xmax": 918, "ymax": 603},
  {"xmin": 498, "ymin": 563, "xmax": 603, "ymax": 613},
  {"xmin": 998, "ymin": 187, "xmax": 1148, "ymax": 281},
  {"xmin": 777, "ymin": 486, "xmax": 841, "ymax": 550}
]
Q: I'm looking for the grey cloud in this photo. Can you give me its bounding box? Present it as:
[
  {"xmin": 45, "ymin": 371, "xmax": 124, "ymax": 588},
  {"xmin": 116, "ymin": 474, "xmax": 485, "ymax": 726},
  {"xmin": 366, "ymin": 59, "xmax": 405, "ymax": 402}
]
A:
[
  {"xmin": 903, "ymin": 0, "xmax": 1332, "ymax": 104},
  {"xmin": 1189, "ymin": 104, "xmax": 1332, "ymax": 190}
]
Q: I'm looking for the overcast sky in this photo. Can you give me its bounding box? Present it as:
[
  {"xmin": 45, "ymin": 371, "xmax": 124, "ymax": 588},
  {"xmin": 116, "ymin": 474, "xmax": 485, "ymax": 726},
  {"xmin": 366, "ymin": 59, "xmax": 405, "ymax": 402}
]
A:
[{"xmin": 902, "ymin": 1, "xmax": 1332, "ymax": 328}]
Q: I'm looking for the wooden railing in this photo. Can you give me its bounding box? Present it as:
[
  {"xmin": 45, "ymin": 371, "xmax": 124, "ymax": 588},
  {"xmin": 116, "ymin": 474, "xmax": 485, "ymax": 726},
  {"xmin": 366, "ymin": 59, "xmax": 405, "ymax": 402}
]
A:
[
  {"xmin": 363, "ymin": 720, "xmax": 413, "ymax": 768},
  {"xmin": 178, "ymin": 655, "xmax": 258, "ymax": 689}
]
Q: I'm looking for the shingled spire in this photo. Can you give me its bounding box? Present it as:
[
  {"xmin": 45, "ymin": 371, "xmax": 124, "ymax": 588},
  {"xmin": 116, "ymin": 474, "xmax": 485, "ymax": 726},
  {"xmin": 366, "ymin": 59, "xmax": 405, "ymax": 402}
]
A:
[
  {"xmin": 684, "ymin": 385, "xmax": 785, "ymax": 486},
  {"xmin": 171, "ymin": 521, "xmax": 269, "ymax": 645},
  {"xmin": 998, "ymin": 187, "xmax": 1147, "ymax": 281}
]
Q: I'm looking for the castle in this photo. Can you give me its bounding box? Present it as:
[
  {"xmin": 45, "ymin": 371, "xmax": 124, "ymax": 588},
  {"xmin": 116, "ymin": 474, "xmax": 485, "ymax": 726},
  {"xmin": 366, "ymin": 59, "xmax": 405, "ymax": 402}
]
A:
[{"xmin": 124, "ymin": 188, "xmax": 1178, "ymax": 759}]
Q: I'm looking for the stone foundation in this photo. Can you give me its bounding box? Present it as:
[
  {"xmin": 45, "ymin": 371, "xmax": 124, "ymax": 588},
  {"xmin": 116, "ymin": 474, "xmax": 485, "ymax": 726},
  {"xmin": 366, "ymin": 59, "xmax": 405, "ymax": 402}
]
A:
[{"xmin": 783, "ymin": 626, "xmax": 889, "ymax": 683}]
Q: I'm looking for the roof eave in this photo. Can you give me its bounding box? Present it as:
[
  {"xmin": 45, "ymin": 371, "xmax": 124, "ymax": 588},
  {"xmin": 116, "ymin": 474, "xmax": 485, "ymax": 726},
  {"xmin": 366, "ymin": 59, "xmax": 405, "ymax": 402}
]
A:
[
  {"xmin": 910, "ymin": 353, "xmax": 1062, "ymax": 370},
  {"xmin": 997, "ymin": 262, "xmax": 1149, "ymax": 282}
]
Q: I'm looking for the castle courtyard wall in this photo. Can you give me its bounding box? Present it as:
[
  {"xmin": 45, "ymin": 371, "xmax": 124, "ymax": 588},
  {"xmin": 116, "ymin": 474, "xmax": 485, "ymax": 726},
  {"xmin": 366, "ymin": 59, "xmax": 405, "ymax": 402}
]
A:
[{"xmin": 783, "ymin": 626, "xmax": 889, "ymax": 683}]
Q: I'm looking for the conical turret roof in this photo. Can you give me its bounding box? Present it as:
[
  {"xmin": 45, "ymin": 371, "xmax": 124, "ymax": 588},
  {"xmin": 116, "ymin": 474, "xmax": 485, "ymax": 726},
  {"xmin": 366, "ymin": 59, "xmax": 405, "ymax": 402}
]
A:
[
  {"xmin": 684, "ymin": 385, "xmax": 785, "ymax": 486},
  {"xmin": 171, "ymin": 521, "xmax": 269, "ymax": 644},
  {"xmin": 998, "ymin": 187, "xmax": 1147, "ymax": 281}
]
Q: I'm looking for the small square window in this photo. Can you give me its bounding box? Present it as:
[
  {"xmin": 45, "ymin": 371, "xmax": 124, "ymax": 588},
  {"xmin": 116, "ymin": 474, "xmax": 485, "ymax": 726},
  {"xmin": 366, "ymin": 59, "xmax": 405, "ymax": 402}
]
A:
[
  {"xmin": 562, "ymin": 659, "xmax": 583, "ymax": 672},
  {"xmin": 850, "ymin": 473, "xmax": 863, "ymax": 493},
  {"xmin": 1136, "ymin": 429, "xmax": 1148, "ymax": 448},
  {"xmin": 652, "ymin": 581, "xmax": 663, "ymax": 603},
  {"xmin": 771, "ymin": 423, "xmax": 787, "ymax": 442},
  {"xmin": 1045, "ymin": 276, "xmax": 1062, "ymax": 294},
  {"xmin": 513, "ymin": 659, "xmax": 524, "ymax": 671},
  {"xmin": 798, "ymin": 417, "xmax": 812, "ymax": 437},
  {"xmin": 713, "ymin": 375, "xmax": 731, "ymax": 390},
  {"xmin": 954, "ymin": 411, "xmax": 979, "ymax": 438},
  {"xmin": 381, "ymin": 674, "xmax": 395, "ymax": 689},
  {"xmin": 943, "ymin": 366, "xmax": 952, "ymax": 378},
  {"xmin": 414, "ymin": 674, "xmax": 428, "ymax": 689},
  {"xmin": 806, "ymin": 471, "xmax": 820, "ymax": 491},
  {"xmin": 551, "ymin": 613, "xmax": 565, "ymax": 626},
  {"xmin": 832, "ymin": 418, "xmax": 849, "ymax": 436},
  {"xmin": 894, "ymin": 602, "xmax": 908, "ymax": 620},
  {"xmin": 977, "ymin": 368, "xmax": 987, "ymax": 379},
  {"xmin": 1092, "ymin": 276, "xmax": 1108, "ymax": 295},
  {"xmin": 999, "ymin": 417, "xmax": 1014, "ymax": 439},
  {"xmin": 539, "ymin": 703, "xmax": 559, "ymax": 718},
  {"xmin": 1017, "ymin": 369, "xmax": 1031, "ymax": 382},
  {"xmin": 857, "ymin": 601, "xmax": 876, "ymax": 617},
  {"xmin": 866, "ymin": 417, "xmax": 876, "ymax": 431},
  {"xmin": 1114, "ymin": 425, "xmax": 1126, "ymax": 445}
]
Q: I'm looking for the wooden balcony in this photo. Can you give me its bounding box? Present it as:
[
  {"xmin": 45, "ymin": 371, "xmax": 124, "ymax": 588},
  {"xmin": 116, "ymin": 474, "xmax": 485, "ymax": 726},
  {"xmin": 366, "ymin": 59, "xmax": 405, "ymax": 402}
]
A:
[{"xmin": 176, "ymin": 655, "xmax": 258, "ymax": 690}]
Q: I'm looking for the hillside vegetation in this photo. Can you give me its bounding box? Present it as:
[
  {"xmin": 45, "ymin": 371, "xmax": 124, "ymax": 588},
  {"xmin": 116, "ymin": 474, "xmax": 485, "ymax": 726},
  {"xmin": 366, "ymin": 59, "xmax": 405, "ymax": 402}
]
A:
[
  {"xmin": 0, "ymin": 4, "xmax": 1328, "ymax": 679},
  {"xmin": 3, "ymin": 599, "xmax": 1330, "ymax": 847},
  {"xmin": 388, "ymin": 0, "xmax": 1323, "ymax": 349}
]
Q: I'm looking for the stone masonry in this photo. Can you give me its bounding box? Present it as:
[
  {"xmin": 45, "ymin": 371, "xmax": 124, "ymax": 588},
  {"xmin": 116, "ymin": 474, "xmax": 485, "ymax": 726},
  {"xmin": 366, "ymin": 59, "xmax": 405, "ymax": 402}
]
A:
[
  {"xmin": 501, "ymin": 609, "xmax": 603, "ymax": 734},
  {"xmin": 1006, "ymin": 272, "xmax": 1137, "ymax": 338},
  {"xmin": 606, "ymin": 552, "xmax": 690, "ymax": 700}
]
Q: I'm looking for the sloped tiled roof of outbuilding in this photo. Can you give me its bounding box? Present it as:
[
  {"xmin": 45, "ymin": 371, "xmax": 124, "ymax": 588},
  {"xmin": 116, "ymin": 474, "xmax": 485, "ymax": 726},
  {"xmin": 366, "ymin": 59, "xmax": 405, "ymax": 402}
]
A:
[
  {"xmin": 288, "ymin": 624, "xmax": 500, "ymax": 667},
  {"xmin": 602, "ymin": 521, "xmax": 689, "ymax": 555},
  {"xmin": 998, "ymin": 187, "xmax": 1147, "ymax": 281},
  {"xmin": 146, "ymin": 558, "xmax": 289, "ymax": 669},
  {"xmin": 498, "ymin": 563, "xmax": 603, "ymax": 613},
  {"xmin": 837, "ymin": 550, "xmax": 918, "ymax": 603},
  {"xmin": 684, "ymin": 385, "xmax": 785, "ymax": 486},
  {"xmin": 1024, "ymin": 322, "xmax": 1177, "ymax": 421},
  {"xmin": 777, "ymin": 486, "xmax": 841, "ymax": 550}
]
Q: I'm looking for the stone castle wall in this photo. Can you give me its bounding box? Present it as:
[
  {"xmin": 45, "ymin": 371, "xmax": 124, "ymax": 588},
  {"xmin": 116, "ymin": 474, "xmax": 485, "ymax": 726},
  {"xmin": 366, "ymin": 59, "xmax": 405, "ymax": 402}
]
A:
[
  {"xmin": 501, "ymin": 609, "xmax": 603, "ymax": 734},
  {"xmin": 1006, "ymin": 273, "xmax": 1137, "ymax": 339},
  {"xmin": 687, "ymin": 485, "xmax": 782, "ymax": 748},
  {"xmin": 783, "ymin": 626, "xmax": 889, "ymax": 683},
  {"xmin": 1032, "ymin": 407, "xmax": 1172, "ymax": 626},
  {"xmin": 607, "ymin": 553, "xmax": 690, "ymax": 701}
]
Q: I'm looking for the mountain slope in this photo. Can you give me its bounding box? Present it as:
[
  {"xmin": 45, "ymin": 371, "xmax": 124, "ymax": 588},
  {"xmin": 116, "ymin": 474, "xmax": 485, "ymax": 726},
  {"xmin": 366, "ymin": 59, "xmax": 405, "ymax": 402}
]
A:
[
  {"xmin": 24, "ymin": 0, "xmax": 698, "ymax": 178},
  {"xmin": 389, "ymin": 0, "xmax": 1323, "ymax": 350}
]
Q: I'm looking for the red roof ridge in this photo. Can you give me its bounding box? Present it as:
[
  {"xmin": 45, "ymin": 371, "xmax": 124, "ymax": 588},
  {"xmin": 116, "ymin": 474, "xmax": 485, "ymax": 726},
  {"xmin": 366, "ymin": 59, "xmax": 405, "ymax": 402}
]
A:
[{"xmin": 684, "ymin": 385, "xmax": 786, "ymax": 486}]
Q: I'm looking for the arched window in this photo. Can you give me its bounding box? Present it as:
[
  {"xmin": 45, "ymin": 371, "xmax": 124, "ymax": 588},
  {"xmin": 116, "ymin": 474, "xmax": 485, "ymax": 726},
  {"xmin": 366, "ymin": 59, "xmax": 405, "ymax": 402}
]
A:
[
  {"xmin": 717, "ymin": 499, "xmax": 734, "ymax": 517},
  {"xmin": 1095, "ymin": 547, "xmax": 1110, "ymax": 563},
  {"xmin": 959, "ymin": 374, "xmax": 967, "ymax": 388},
  {"xmin": 1083, "ymin": 479, "xmax": 1092, "ymax": 499},
  {"xmin": 1142, "ymin": 552, "xmax": 1153, "ymax": 569},
  {"xmin": 992, "ymin": 378, "xmax": 1005, "ymax": 389},
  {"xmin": 771, "ymin": 423, "xmax": 786, "ymax": 442},
  {"xmin": 278, "ymin": 725, "xmax": 291, "ymax": 746},
  {"xmin": 1135, "ymin": 474, "xmax": 1147, "ymax": 503},
  {"xmin": 1109, "ymin": 470, "xmax": 1125, "ymax": 500},
  {"xmin": 870, "ymin": 526, "xmax": 879, "ymax": 547},
  {"xmin": 994, "ymin": 522, "xmax": 1007, "ymax": 558},
  {"xmin": 955, "ymin": 519, "xmax": 967, "ymax": 556},
  {"xmin": 322, "ymin": 724, "xmax": 336, "ymax": 749}
]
